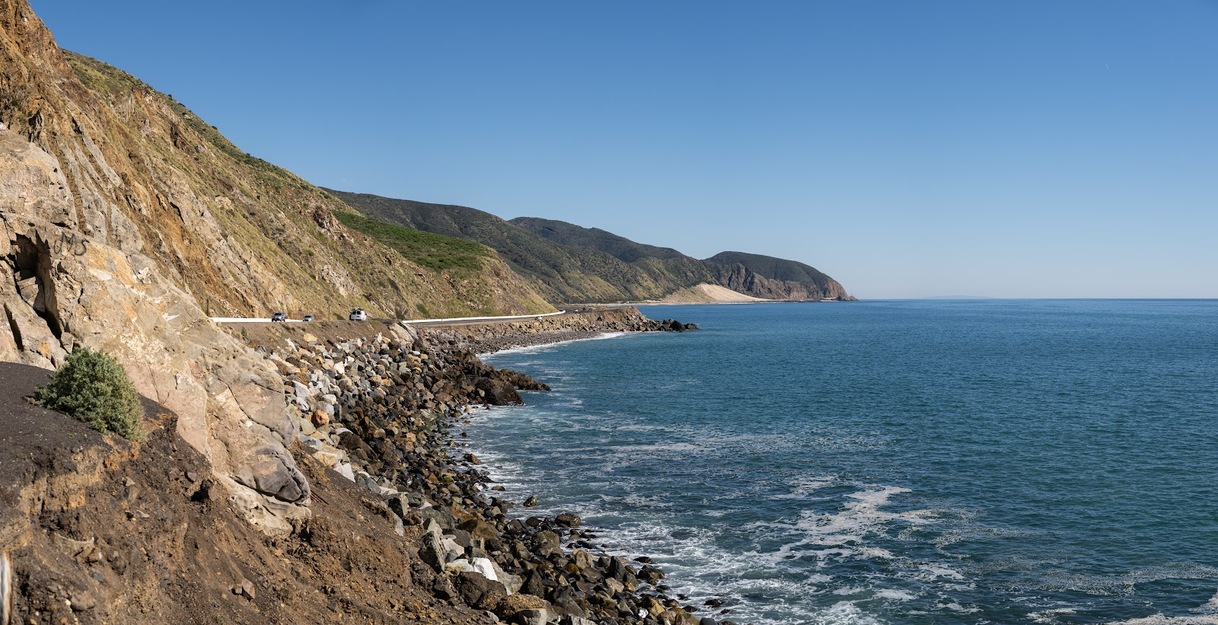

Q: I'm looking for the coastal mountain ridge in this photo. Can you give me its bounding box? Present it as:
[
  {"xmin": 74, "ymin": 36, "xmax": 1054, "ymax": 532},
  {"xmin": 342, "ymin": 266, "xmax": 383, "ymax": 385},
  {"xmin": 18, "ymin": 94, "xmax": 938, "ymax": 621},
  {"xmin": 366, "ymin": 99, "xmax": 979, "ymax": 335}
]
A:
[
  {"xmin": 327, "ymin": 190, "xmax": 854, "ymax": 304},
  {"xmin": 511, "ymin": 215, "xmax": 854, "ymax": 302},
  {"xmin": 508, "ymin": 216, "xmax": 689, "ymax": 262}
]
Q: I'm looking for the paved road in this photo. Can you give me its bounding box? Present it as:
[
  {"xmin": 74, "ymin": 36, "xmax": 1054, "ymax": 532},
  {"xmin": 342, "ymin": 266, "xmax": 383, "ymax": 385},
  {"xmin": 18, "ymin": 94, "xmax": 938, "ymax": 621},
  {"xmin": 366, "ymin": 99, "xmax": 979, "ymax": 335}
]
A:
[{"xmin": 210, "ymin": 310, "xmax": 571, "ymax": 325}]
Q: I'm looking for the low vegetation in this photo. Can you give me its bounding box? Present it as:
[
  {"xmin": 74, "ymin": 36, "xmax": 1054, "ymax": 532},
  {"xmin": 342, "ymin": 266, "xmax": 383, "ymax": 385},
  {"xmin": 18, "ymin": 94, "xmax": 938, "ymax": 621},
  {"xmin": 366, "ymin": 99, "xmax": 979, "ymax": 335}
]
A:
[
  {"xmin": 334, "ymin": 211, "xmax": 489, "ymax": 273},
  {"xmin": 34, "ymin": 347, "xmax": 143, "ymax": 441},
  {"xmin": 330, "ymin": 190, "xmax": 851, "ymax": 303}
]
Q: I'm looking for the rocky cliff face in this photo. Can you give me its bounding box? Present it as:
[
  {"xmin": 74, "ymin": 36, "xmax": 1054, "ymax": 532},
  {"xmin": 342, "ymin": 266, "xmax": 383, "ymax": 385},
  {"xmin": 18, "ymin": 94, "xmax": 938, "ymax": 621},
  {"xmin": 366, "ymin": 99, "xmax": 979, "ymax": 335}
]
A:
[
  {"xmin": 0, "ymin": 0, "xmax": 550, "ymax": 534},
  {"xmin": 714, "ymin": 262, "xmax": 853, "ymax": 301},
  {"xmin": 0, "ymin": 126, "xmax": 310, "ymax": 533}
]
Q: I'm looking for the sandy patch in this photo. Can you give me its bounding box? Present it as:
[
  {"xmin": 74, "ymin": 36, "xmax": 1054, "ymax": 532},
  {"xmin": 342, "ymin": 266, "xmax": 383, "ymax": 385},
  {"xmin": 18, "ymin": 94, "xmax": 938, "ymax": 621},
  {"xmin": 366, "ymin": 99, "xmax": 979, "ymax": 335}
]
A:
[{"xmin": 660, "ymin": 283, "xmax": 770, "ymax": 304}]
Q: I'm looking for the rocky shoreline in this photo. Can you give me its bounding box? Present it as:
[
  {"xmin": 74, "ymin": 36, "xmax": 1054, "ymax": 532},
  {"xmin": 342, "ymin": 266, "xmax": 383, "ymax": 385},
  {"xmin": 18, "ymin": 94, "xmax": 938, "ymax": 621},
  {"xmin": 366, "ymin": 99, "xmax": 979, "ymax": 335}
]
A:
[
  {"xmin": 268, "ymin": 308, "xmax": 722, "ymax": 625},
  {"xmin": 424, "ymin": 309, "xmax": 697, "ymax": 355}
]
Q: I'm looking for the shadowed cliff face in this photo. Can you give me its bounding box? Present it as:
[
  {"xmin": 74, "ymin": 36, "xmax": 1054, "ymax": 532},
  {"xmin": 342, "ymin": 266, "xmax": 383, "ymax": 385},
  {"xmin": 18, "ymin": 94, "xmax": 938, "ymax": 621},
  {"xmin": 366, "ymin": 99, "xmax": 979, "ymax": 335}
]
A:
[
  {"xmin": 0, "ymin": 0, "xmax": 551, "ymax": 534},
  {"xmin": 713, "ymin": 261, "xmax": 854, "ymax": 301}
]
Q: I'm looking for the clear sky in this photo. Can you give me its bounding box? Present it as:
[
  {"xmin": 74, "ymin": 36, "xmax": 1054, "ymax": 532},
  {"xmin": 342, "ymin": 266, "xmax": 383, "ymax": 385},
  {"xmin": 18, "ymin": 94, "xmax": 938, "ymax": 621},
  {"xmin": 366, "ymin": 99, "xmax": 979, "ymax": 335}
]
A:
[{"xmin": 28, "ymin": 1, "xmax": 1218, "ymax": 298}]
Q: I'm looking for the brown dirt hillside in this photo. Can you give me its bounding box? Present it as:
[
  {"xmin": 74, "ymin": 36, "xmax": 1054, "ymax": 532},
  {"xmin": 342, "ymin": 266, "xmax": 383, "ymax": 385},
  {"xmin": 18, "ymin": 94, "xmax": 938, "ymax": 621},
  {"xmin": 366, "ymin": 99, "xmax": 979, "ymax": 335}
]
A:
[
  {"xmin": 0, "ymin": 362, "xmax": 491, "ymax": 625},
  {"xmin": 0, "ymin": 0, "xmax": 551, "ymax": 319}
]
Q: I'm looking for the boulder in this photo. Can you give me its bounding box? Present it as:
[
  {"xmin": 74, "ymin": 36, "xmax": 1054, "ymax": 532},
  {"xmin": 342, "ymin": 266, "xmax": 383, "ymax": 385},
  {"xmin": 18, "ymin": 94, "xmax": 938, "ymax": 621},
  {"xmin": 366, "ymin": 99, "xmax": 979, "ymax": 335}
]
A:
[
  {"xmin": 474, "ymin": 377, "xmax": 522, "ymax": 405},
  {"xmin": 419, "ymin": 529, "xmax": 446, "ymax": 572},
  {"xmin": 495, "ymin": 593, "xmax": 552, "ymax": 625},
  {"xmin": 555, "ymin": 512, "xmax": 582, "ymax": 528},
  {"xmin": 533, "ymin": 530, "xmax": 562, "ymax": 558},
  {"xmin": 459, "ymin": 517, "xmax": 502, "ymax": 541},
  {"xmin": 454, "ymin": 570, "xmax": 508, "ymax": 610}
]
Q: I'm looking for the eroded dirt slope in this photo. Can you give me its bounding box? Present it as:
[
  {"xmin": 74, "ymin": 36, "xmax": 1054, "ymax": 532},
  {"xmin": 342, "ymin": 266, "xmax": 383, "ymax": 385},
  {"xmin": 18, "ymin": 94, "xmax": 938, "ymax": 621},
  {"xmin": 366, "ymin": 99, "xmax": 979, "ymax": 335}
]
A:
[{"xmin": 0, "ymin": 362, "xmax": 490, "ymax": 625}]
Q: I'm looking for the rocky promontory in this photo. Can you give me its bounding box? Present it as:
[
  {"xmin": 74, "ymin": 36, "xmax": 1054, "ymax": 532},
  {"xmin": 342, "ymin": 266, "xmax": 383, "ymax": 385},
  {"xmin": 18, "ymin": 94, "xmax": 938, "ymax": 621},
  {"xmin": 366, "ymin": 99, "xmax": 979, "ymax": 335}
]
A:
[{"xmin": 417, "ymin": 308, "xmax": 697, "ymax": 355}]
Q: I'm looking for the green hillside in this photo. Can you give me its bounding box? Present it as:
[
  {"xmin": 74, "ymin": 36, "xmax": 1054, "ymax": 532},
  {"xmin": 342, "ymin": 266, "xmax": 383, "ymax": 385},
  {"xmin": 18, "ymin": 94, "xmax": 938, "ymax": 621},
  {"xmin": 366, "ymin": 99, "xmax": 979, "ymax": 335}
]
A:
[
  {"xmin": 325, "ymin": 190, "xmax": 703, "ymax": 303},
  {"xmin": 328, "ymin": 190, "xmax": 853, "ymax": 303},
  {"xmin": 509, "ymin": 217, "xmax": 688, "ymax": 262}
]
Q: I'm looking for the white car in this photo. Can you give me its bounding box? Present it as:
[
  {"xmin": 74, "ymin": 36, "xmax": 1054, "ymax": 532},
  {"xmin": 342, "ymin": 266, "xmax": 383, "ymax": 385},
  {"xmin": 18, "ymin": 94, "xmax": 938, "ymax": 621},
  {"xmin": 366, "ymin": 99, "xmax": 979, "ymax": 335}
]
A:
[{"xmin": 348, "ymin": 308, "xmax": 367, "ymax": 321}]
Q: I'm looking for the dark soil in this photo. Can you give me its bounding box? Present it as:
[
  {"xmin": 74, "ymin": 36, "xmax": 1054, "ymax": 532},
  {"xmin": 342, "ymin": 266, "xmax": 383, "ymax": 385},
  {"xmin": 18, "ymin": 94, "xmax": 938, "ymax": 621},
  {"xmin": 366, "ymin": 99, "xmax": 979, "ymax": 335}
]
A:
[{"xmin": 0, "ymin": 361, "xmax": 491, "ymax": 625}]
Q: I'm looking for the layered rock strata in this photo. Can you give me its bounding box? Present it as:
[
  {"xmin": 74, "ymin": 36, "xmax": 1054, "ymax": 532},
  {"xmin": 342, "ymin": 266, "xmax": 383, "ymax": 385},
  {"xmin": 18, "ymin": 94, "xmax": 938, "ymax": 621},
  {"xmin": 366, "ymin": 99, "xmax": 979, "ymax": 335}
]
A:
[{"xmin": 0, "ymin": 127, "xmax": 309, "ymax": 535}]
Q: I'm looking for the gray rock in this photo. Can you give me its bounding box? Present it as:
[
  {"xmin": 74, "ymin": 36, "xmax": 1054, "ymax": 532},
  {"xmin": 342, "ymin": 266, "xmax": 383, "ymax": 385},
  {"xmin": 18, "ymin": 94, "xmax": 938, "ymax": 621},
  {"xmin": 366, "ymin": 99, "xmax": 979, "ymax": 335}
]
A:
[
  {"xmin": 420, "ymin": 530, "xmax": 446, "ymax": 572},
  {"xmin": 454, "ymin": 570, "xmax": 508, "ymax": 610},
  {"xmin": 533, "ymin": 530, "xmax": 562, "ymax": 558},
  {"xmin": 421, "ymin": 506, "xmax": 456, "ymax": 531},
  {"xmin": 432, "ymin": 575, "xmax": 456, "ymax": 600},
  {"xmin": 509, "ymin": 609, "xmax": 549, "ymax": 625}
]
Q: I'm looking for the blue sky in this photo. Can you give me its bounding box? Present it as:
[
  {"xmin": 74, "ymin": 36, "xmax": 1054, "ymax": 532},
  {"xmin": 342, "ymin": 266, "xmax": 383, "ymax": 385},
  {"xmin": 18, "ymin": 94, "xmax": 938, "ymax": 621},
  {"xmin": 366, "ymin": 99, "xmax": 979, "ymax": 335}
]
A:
[{"xmin": 29, "ymin": 1, "xmax": 1218, "ymax": 298}]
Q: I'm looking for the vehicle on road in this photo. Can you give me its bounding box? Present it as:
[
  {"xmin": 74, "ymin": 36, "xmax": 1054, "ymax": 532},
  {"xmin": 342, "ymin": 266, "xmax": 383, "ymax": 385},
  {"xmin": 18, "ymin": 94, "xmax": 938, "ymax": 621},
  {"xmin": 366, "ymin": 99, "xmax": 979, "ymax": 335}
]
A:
[
  {"xmin": 348, "ymin": 308, "xmax": 367, "ymax": 321},
  {"xmin": 302, "ymin": 314, "xmax": 314, "ymax": 322},
  {"xmin": 271, "ymin": 312, "xmax": 287, "ymax": 322}
]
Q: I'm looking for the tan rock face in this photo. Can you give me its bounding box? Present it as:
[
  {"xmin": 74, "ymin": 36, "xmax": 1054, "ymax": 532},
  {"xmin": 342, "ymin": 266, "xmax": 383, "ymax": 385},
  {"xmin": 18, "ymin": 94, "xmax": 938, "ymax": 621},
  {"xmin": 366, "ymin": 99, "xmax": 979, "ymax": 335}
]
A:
[
  {"xmin": 0, "ymin": 0, "xmax": 551, "ymax": 534},
  {"xmin": 0, "ymin": 127, "xmax": 307, "ymax": 534}
]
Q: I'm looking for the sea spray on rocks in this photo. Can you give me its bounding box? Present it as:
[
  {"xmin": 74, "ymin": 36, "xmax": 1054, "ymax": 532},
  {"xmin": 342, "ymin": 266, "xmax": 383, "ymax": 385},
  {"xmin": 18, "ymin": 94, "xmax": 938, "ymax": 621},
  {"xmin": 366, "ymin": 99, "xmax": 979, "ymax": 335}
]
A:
[{"xmin": 258, "ymin": 318, "xmax": 709, "ymax": 624}]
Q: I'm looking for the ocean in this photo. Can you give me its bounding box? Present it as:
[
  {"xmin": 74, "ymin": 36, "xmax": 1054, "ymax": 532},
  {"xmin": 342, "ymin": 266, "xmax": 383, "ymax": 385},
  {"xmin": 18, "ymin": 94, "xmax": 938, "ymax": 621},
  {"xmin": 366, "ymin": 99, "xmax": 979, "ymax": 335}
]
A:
[{"xmin": 467, "ymin": 300, "xmax": 1218, "ymax": 625}]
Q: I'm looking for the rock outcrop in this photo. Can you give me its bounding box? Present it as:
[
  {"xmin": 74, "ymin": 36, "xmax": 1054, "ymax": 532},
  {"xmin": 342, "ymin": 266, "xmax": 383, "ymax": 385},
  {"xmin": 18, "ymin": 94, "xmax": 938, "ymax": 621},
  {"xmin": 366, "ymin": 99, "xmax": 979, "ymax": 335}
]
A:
[
  {"xmin": 0, "ymin": 0, "xmax": 551, "ymax": 534},
  {"xmin": 713, "ymin": 261, "xmax": 853, "ymax": 301},
  {"xmin": 0, "ymin": 127, "xmax": 309, "ymax": 532}
]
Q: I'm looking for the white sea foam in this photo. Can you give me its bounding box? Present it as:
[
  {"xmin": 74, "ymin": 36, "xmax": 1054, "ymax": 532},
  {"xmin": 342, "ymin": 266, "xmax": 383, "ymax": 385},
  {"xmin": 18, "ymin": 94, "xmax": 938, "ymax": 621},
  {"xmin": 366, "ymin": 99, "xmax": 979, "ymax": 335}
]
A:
[
  {"xmin": 930, "ymin": 530, "xmax": 965, "ymax": 548},
  {"xmin": 810, "ymin": 601, "xmax": 885, "ymax": 625},
  {"xmin": 1029, "ymin": 607, "xmax": 1078, "ymax": 624},
  {"xmin": 873, "ymin": 588, "xmax": 917, "ymax": 601},
  {"xmin": 479, "ymin": 331, "xmax": 635, "ymax": 359},
  {"xmin": 1201, "ymin": 588, "xmax": 1218, "ymax": 613},
  {"xmin": 914, "ymin": 564, "xmax": 965, "ymax": 581},
  {"xmin": 1030, "ymin": 563, "xmax": 1218, "ymax": 597},
  {"xmin": 460, "ymin": 404, "xmax": 977, "ymax": 625},
  {"xmin": 1087, "ymin": 588, "xmax": 1218, "ymax": 625},
  {"xmin": 776, "ymin": 475, "xmax": 839, "ymax": 500},
  {"xmin": 793, "ymin": 486, "xmax": 926, "ymax": 549},
  {"xmin": 610, "ymin": 442, "xmax": 701, "ymax": 454},
  {"xmin": 613, "ymin": 423, "xmax": 668, "ymax": 432},
  {"xmin": 856, "ymin": 546, "xmax": 898, "ymax": 560},
  {"xmin": 1101, "ymin": 617, "xmax": 1218, "ymax": 625}
]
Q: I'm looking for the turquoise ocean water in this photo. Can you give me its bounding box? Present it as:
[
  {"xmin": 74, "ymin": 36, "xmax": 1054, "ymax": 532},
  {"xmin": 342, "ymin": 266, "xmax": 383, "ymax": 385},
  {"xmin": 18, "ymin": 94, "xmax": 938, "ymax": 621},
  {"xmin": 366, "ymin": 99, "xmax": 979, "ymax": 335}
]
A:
[{"xmin": 469, "ymin": 300, "xmax": 1218, "ymax": 624}]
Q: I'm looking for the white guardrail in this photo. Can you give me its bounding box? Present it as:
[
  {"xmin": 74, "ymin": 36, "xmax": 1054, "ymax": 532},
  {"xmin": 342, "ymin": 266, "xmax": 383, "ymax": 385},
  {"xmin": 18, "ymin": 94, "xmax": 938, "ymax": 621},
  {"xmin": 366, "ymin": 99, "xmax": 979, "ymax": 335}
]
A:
[
  {"xmin": 402, "ymin": 311, "xmax": 566, "ymax": 324},
  {"xmin": 209, "ymin": 311, "xmax": 568, "ymax": 324}
]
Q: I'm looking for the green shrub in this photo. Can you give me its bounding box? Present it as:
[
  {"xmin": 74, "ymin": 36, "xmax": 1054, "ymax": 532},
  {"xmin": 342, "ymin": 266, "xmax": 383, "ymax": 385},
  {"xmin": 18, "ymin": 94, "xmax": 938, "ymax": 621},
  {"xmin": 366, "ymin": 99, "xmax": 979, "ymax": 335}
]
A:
[{"xmin": 35, "ymin": 347, "xmax": 144, "ymax": 440}]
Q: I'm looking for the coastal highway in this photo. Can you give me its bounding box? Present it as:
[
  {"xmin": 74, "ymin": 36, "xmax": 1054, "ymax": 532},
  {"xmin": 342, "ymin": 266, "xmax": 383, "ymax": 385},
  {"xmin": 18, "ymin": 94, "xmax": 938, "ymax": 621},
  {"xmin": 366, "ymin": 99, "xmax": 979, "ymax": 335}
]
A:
[{"xmin": 208, "ymin": 310, "xmax": 575, "ymax": 325}]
